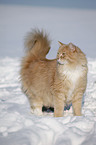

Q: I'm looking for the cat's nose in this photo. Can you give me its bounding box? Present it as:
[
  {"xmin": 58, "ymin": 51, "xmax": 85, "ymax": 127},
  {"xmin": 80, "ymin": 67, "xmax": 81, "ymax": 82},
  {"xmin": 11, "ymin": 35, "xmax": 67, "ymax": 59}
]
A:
[{"xmin": 60, "ymin": 54, "xmax": 63, "ymax": 59}]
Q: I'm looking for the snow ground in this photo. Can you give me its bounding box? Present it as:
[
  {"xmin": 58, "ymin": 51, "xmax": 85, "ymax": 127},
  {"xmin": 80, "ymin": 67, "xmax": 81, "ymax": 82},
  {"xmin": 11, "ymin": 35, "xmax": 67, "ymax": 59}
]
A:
[{"xmin": 0, "ymin": 57, "xmax": 96, "ymax": 145}]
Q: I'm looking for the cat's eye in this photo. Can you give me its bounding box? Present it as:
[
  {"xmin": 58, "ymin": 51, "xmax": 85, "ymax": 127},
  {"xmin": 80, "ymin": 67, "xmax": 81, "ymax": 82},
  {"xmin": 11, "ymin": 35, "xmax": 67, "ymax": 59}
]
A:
[{"xmin": 62, "ymin": 52, "xmax": 66, "ymax": 55}]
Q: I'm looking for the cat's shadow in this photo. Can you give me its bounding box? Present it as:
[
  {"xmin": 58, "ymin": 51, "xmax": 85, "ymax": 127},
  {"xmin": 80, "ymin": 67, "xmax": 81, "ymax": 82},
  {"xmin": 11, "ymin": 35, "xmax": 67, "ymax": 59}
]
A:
[{"xmin": 42, "ymin": 104, "xmax": 72, "ymax": 113}]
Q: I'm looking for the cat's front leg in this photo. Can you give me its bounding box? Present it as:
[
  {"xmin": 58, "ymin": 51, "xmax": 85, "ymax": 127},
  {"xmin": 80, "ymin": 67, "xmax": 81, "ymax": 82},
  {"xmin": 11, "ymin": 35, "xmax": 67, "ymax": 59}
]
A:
[
  {"xmin": 72, "ymin": 95, "xmax": 82, "ymax": 116},
  {"xmin": 54, "ymin": 96, "xmax": 65, "ymax": 117}
]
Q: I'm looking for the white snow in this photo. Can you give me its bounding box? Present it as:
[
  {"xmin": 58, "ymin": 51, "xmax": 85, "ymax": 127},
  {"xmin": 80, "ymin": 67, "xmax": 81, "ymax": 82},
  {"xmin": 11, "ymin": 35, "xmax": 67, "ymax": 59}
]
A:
[
  {"xmin": 0, "ymin": 4, "xmax": 96, "ymax": 145},
  {"xmin": 0, "ymin": 57, "xmax": 96, "ymax": 145}
]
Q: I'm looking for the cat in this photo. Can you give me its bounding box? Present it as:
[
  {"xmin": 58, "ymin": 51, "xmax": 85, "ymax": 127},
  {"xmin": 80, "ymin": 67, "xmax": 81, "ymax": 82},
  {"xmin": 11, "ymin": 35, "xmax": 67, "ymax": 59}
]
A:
[{"xmin": 20, "ymin": 29, "xmax": 88, "ymax": 117}]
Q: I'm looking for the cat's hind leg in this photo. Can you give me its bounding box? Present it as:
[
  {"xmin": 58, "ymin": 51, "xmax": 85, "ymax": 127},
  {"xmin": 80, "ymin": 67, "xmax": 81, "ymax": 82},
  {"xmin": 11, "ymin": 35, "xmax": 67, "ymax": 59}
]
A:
[
  {"xmin": 30, "ymin": 104, "xmax": 43, "ymax": 116},
  {"xmin": 28, "ymin": 94, "xmax": 43, "ymax": 116}
]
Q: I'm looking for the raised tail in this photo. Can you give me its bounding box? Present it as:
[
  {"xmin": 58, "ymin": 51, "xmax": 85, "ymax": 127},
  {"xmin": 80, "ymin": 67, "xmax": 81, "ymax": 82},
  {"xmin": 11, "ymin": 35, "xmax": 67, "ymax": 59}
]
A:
[{"xmin": 24, "ymin": 29, "xmax": 51, "ymax": 59}]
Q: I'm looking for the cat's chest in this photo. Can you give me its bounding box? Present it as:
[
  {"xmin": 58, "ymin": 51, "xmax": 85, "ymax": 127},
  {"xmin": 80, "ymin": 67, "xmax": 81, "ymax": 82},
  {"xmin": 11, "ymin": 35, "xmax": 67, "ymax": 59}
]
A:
[
  {"xmin": 62, "ymin": 66, "xmax": 83, "ymax": 99},
  {"xmin": 63, "ymin": 66, "xmax": 82, "ymax": 85}
]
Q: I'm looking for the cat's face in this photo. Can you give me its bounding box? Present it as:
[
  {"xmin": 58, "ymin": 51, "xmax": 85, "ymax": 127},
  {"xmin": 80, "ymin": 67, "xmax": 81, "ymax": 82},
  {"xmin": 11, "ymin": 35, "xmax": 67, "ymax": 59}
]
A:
[{"xmin": 57, "ymin": 42, "xmax": 78, "ymax": 65}]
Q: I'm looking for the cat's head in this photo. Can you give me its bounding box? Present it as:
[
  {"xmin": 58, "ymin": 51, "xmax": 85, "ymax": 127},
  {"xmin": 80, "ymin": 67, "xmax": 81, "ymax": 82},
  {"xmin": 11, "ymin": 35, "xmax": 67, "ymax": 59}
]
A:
[{"xmin": 57, "ymin": 41, "xmax": 80, "ymax": 65}]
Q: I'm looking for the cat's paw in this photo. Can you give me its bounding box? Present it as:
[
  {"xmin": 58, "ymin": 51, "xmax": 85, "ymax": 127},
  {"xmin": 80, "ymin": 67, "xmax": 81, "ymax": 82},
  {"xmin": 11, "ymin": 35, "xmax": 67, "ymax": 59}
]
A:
[{"xmin": 31, "ymin": 108, "xmax": 43, "ymax": 116}]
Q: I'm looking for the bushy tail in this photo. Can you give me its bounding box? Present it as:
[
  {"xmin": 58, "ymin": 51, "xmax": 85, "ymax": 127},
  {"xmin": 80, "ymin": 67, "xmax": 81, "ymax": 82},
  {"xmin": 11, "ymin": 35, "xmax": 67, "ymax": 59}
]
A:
[{"xmin": 24, "ymin": 29, "xmax": 51, "ymax": 59}]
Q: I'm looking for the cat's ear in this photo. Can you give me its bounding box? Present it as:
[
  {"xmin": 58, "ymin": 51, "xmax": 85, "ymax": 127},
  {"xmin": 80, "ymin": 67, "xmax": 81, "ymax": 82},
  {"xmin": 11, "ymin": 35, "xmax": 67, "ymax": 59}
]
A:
[
  {"xmin": 69, "ymin": 43, "xmax": 76, "ymax": 52},
  {"xmin": 58, "ymin": 41, "xmax": 65, "ymax": 46}
]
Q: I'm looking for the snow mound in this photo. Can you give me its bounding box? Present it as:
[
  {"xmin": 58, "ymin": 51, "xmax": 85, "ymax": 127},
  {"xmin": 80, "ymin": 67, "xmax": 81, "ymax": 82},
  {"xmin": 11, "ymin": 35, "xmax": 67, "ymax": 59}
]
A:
[{"xmin": 0, "ymin": 57, "xmax": 96, "ymax": 145}]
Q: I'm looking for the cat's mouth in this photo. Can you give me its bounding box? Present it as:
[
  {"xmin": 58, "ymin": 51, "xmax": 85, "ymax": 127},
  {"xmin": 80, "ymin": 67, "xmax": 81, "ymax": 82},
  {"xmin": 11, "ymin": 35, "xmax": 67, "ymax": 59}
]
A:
[{"xmin": 57, "ymin": 59, "xmax": 68, "ymax": 65}]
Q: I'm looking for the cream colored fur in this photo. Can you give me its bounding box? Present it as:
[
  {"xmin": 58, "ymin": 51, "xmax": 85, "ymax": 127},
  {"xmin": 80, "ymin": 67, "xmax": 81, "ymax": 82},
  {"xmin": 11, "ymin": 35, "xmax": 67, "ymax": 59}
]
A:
[{"xmin": 20, "ymin": 29, "xmax": 88, "ymax": 117}]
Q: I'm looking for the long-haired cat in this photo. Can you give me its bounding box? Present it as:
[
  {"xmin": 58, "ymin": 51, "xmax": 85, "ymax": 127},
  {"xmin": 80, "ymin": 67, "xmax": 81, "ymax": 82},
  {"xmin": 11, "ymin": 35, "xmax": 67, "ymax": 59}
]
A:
[{"xmin": 20, "ymin": 29, "xmax": 88, "ymax": 117}]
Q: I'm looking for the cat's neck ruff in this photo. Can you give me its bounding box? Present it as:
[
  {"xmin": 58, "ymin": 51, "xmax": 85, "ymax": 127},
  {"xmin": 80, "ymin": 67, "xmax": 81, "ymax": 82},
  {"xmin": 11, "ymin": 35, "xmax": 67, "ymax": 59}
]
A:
[{"xmin": 57, "ymin": 62, "xmax": 83, "ymax": 84}]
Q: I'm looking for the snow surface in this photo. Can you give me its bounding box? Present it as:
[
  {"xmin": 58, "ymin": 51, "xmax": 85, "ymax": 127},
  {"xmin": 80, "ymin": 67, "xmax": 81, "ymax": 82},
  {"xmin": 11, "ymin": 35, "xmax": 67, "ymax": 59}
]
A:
[{"xmin": 0, "ymin": 57, "xmax": 96, "ymax": 145}]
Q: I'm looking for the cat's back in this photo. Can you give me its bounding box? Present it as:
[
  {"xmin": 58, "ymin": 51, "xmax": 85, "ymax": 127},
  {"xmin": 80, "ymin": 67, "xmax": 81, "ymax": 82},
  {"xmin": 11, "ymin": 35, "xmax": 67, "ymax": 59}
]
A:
[
  {"xmin": 28, "ymin": 58, "xmax": 57, "ymax": 74},
  {"xmin": 21, "ymin": 56, "xmax": 57, "ymax": 87}
]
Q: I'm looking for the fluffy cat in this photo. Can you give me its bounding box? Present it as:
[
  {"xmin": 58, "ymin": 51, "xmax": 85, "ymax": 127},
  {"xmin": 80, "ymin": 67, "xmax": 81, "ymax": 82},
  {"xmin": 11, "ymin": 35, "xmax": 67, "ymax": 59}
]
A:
[{"xmin": 20, "ymin": 29, "xmax": 88, "ymax": 117}]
